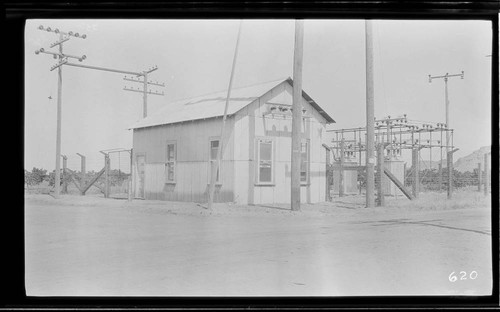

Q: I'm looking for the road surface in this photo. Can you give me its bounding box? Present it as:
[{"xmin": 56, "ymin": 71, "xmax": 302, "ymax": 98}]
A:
[{"xmin": 25, "ymin": 194, "xmax": 492, "ymax": 296}]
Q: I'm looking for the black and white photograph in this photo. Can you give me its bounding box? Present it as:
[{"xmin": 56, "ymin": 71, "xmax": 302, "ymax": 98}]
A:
[{"xmin": 23, "ymin": 17, "xmax": 495, "ymax": 299}]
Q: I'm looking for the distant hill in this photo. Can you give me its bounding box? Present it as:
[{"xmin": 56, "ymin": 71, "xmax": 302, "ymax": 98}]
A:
[
  {"xmin": 453, "ymin": 146, "xmax": 491, "ymax": 173},
  {"xmin": 413, "ymin": 146, "xmax": 491, "ymax": 172}
]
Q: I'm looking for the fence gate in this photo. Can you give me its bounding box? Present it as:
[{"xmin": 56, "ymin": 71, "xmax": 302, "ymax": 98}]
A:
[{"xmin": 105, "ymin": 149, "xmax": 132, "ymax": 199}]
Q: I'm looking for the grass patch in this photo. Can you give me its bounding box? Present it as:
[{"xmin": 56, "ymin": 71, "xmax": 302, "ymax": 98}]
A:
[{"xmin": 385, "ymin": 189, "xmax": 490, "ymax": 211}]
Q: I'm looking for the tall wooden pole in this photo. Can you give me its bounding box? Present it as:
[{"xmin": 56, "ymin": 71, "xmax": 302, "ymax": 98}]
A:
[
  {"xmin": 104, "ymin": 154, "xmax": 110, "ymax": 198},
  {"xmin": 143, "ymin": 73, "xmax": 148, "ymax": 118},
  {"xmin": 61, "ymin": 155, "xmax": 67, "ymax": 194},
  {"xmin": 412, "ymin": 147, "xmax": 420, "ymax": 198},
  {"xmin": 444, "ymin": 77, "xmax": 449, "ymax": 153},
  {"xmin": 447, "ymin": 150, "xmax": 453, "ymax": 199},
  {"xmin": 439, "ymin": 162, "xmax": 443, "ymax": 192},
  {"xmin": 428, "ymin": 71, "xmax": 464, "ymax": 153},
  {"xmin": 54, "ymin": 33, "xmax": 63, "ymax": 198},
  {"xmin": 208, "ymin": 20, "xmax": 242, "ymax": 209},
  {"xmin": 365, "ymin": 20, "xmax": 375, "ymax": 208},
  {"xmin": 129, "ymin": 148, "xmax": 133, "ymax": 201},
  {"xmin": 376, "ymin": 143, "xmax": 385, "ymax": 206},
  {"xmin": 447, "ymin": 148, "xmax": 459, "ymax": 199},
  {"xmin": 339, "ymin": 138, "xmax": 345, "ymax": 197},
  {"xmin": 291, "ymin": 20, "xmax": 304, "ymax": 211},
  {"xmin": 325, "ymin": 147, "xmax": 331, "ymax": 201}
]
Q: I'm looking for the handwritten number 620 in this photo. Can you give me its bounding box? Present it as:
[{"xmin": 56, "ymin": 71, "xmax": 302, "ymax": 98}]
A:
[{"xmin": 449, "ymin": 271, "xmax": 478, "ymax": 282}]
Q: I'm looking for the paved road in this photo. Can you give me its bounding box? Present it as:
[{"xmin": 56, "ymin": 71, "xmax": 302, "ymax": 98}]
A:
[{"xmin": 25, "ymin": 196, "xmax": 492, "ymax": 296}]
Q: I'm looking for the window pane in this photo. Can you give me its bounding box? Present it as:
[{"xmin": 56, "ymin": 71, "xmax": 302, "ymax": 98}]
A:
[
  {"xmin": 210, "ymin": 140, "xmax": 219, "ymax": 160},
  {"xmin": 167, "ymin": 144, "xmax": 175, "ymax": 161},
  {"xmin": 260, "ymin": 167, "xmax": 272, "ymax": 182},
  {"xmin": 260, "ymin": 141, "xmax": 272, "ymax": 161}
]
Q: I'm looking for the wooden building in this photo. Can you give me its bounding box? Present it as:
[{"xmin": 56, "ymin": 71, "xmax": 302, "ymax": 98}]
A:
[{"xmin": 129, "ymin": 77, "xmax": 335, "ymax": 204}]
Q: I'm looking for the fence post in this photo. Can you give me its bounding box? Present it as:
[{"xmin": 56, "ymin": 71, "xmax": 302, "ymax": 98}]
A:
[
  {"xmin": 339, "ymin": 138, "xmax": 345, "ymax": 197},
  {"xmin": 105, "ymin": 154, "xmax": 110, "ymax": 198},
  {"xmin": 412, "ymin": 147, "xmax": 419, "ymax": 198},
  {"xmin": 438, "ymin": 162, "xmax": 442, "ymax": 192},
  {"xmin": 447, "ymin": 148, "xmax": 459, "ymax": 199},
  {"xmin": 376, "ymin": 143, "xmax": 385, "ymax": 206},
  {"xmin": 484, "ymin": 153, "xmax": 489, "ymax": 196},
  {"xmin": 128, "ymin": 148, "xmax": 133, "ymax": 201},
  {"xmin": 325, "ymin": 146, "xmax": 331, "ymax": 201},
  {"xmin": 61, "ymin": 155, "xmax": 68, "ymax": 194},
  {"xmin": 76, "ymin": 153, "xmax": 86, "ymax": 192}
]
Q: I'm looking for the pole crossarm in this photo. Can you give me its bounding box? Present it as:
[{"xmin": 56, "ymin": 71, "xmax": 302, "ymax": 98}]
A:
[
  {"xmin": 123, "ymin": 87, "xmax": 164, "ymax": 96},
  {"xmin": 429, "ymin": 71, "xmax": 465, "ymax": 82},
  {"xmin": 123, "ymin": 76, "xmax": 165, "ymax": 87},
  {"xmin": 101, "ymin": 148, "xmax": 132, "ymax": 155},
  {"xmin": 37, "ymin": 49, "xmax": 87, "ymax": 62},
  {"xmin": 64, "ymin": 62, "xmax": 144, "ymax": 76},
  {"xmin": 144, "ymin": 65, "xmax": 158, "ymax": 74},
  {"xmin": 49, "ymin": 37, "xmax": 70, "ymax": 48}
]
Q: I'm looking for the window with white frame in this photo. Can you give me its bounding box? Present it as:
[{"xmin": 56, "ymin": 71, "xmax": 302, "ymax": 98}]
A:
[
  {"xmin": 300, "ymin": 141, "xmax": 309, "ymax": 183},
  {"xmin": 209, "ymin": 139, "xmax": 220, "ymax": 183},
  {"xmin": 165, "ymin": 142, "xmax": 176, "ymax": 183},
  {"xmin": 257, "ymin": 139, "xmax": 274, "ymax": 183}
]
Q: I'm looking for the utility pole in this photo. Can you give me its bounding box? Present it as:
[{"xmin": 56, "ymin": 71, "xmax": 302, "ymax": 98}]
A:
[
  {"xmin": 428, "ymin": 71, "xmax": 464, "ymax": 153},
  {"xmin": 412, "ymin": 146, "xmax": 420, "ymax": 198},
  {"xmin": 35, "ymin": 25, "xmax": 164, "ymax": 199},
  {"xmin": 376, "ymin": 143, "xmax": 385, "ymax": 206},
  {"xmin": 61, "ymin": 155, "xmax": 68, "ymax": 194},
  {"xmin": 123, "ymin": 68, "xmax": 165, "ymax": 118},
  {"xmin": 208, "ymin": 20, "xmax": 242, "ymax": 210},
  {"xmin": 339, "ymin": 138, "xmax": 345, "ymax": 197},
  {"xmin": 447, "ymin": 148, "xmax": 459, "ymax": 199},
  {"xmin": 291, "ymin": 20, "xmax": 304, "ymax": 212},
  {"xmin": 365, "ymin": 19, "xmax": 375, "ymax": 208},
  {"xmin": 62, "ymin": 62, "xmax": 164, "ymax": 118},
  {"xmin": 35, "ymin": 26, "xmax": 87, "ymax": 198}
]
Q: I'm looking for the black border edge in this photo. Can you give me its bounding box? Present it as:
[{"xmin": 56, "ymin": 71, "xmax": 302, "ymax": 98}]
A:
[{"xmin": 6, "ymin": 1, "xmax": 500, "ymax": 310}]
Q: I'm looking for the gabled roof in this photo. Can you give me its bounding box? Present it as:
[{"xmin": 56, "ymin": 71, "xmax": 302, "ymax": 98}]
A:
[{"xmin": 129, "ymin": 77, "xmax": 334, "ymax": 129}]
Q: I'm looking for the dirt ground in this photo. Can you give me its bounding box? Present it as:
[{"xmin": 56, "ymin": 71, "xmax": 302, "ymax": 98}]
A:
[{"xmin": 24, "ymin": 191, "xmax": 492, "ymax": 296}]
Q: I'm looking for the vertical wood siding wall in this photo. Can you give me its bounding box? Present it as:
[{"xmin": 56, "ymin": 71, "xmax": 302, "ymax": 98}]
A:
[
  {"xmin": 133, "ymin": 80, "xmax": 330, "ymax": 204},
  {"xmin": 233, "ymin": 81, "xmax": 328, "ymax": 205},
  {"xmin": 133, "ymin": 117, "xmax": 235, "ymax": 203}
]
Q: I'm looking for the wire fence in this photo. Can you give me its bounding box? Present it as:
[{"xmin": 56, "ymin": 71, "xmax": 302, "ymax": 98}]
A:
[
  {"xmin": 327, "ymin": 164, "xmax": 492, "ymax": 201},
  {"xmin": 25, "ymin": 150, "xmax": 132, "ymax": 198}
]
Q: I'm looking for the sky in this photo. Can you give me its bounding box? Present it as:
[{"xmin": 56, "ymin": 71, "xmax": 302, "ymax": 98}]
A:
[{"xmin": 24, "ymin": 19, "xmax": 493, "ymax": 172}]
